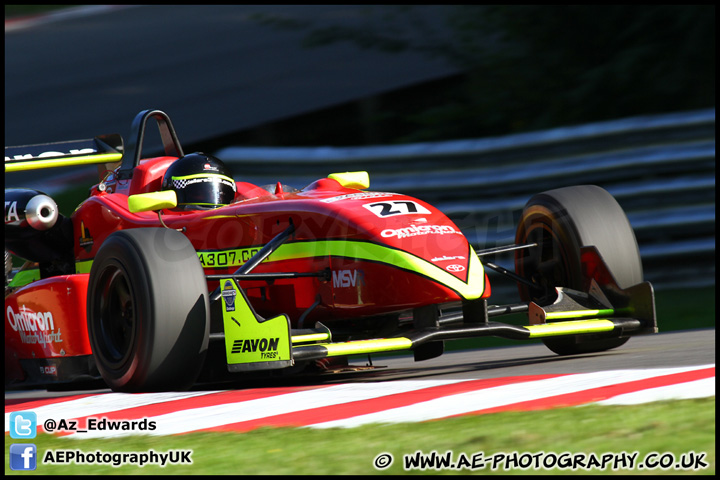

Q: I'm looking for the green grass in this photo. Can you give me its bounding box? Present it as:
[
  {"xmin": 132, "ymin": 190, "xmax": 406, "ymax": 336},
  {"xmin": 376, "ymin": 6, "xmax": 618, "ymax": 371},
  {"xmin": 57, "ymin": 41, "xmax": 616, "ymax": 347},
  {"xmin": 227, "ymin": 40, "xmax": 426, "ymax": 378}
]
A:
[{"xmin": 5, "ymin": 398, "xmax": 714, "ymax": 475}]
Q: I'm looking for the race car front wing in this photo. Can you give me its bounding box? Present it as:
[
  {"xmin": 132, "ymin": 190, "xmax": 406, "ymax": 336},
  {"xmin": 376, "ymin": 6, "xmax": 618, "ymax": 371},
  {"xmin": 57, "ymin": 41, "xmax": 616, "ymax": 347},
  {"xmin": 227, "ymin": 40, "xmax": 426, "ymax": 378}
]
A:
[{"xmin": 213, "ymin": 249, "xmax": 657, "ymax": 373}]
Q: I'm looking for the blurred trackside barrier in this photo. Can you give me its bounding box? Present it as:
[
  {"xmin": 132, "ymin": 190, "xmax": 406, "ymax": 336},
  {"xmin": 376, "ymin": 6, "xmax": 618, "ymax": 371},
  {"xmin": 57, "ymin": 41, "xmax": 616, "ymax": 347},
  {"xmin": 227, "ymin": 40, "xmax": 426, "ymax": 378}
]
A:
[{"xmin": 216, "ymin": 109, "xmax": 715, "ymax": 295}]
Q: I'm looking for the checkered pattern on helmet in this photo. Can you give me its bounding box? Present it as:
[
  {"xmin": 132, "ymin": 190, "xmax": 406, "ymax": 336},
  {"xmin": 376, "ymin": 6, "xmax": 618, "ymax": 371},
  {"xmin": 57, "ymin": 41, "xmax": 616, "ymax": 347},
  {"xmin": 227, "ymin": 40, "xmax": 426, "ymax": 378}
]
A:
[{"xmin": 173, "ymin": 179, "xmax": 188, "ymax": 189}]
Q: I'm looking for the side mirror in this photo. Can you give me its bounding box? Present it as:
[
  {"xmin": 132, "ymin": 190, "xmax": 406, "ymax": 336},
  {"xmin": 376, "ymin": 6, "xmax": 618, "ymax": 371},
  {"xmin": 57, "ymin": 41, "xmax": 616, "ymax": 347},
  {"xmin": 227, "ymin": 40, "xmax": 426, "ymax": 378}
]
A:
[
  {"xmin": 128, "ymin": 190, "xmax": 177, "ymax": 213},
  {"xmin": 327, "ymin": 171, "xmax": 370, "ymax": 190}
]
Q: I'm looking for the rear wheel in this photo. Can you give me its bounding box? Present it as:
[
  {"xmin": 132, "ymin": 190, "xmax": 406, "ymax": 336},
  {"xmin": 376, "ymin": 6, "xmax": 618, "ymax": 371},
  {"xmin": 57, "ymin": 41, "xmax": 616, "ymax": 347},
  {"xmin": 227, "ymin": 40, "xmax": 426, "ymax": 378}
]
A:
[
  {"xmin": 87, "ymin": 228, "xmax": 209, "ymax": 391},
  {"xmin": 514, "ymin": 185, "xmax": 642, "ymax": 355}
]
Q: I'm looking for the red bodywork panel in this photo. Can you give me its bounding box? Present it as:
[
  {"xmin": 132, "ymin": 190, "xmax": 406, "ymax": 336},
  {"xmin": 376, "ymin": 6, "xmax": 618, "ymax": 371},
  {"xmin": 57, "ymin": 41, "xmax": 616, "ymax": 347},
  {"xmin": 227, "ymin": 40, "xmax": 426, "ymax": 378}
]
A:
[
  {"xmin": 7, "ymin": 156, "xmax": 489, "ymax": 380},
  {"xmin": 5, "ymin": 275, "xmax": 91, "ymax": 383}
]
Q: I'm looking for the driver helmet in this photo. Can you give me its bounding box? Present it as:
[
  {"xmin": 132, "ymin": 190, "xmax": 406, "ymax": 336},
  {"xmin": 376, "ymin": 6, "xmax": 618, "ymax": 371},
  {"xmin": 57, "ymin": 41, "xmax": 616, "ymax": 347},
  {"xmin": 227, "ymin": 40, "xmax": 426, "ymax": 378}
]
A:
[{"xmin": 161, "ymin": 153, "xmax": 236, "ymax": 210}]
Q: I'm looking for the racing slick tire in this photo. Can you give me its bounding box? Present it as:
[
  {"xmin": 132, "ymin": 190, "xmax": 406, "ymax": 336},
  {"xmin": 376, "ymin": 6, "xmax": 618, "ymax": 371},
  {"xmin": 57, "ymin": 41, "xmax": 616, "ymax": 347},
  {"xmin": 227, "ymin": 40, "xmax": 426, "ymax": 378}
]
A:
[
  {"xmin": 514, "ymin": 185, "xmax": 642, "ymax": 355},
  {"xmin": 87, "ymin": 228, "xmax": 209, "ymax": 392}
]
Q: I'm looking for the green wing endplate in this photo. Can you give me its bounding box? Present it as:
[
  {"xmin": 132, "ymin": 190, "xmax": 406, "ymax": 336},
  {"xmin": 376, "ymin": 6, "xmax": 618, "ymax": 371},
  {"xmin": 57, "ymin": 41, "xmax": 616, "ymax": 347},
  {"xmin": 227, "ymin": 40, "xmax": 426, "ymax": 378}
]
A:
[{"xmin": 219, "ymin": 278, "xmax": 293, "ymax": 372}]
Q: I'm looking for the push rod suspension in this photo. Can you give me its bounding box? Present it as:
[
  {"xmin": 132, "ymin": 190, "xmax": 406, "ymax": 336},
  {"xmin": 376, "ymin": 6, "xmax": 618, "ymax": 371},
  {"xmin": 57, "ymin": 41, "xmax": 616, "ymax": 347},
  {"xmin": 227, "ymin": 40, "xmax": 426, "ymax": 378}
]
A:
[{"xmin": 209, "ymin": 222, "xmax": 296, "ymax": 302}]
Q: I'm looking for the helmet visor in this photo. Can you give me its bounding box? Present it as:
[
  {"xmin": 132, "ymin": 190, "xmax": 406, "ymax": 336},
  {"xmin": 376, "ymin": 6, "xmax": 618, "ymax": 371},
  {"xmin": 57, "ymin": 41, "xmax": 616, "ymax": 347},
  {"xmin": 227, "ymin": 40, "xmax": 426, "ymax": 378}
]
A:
[{"xmin": 171, "ymin": 174, "xmax": 236, "ymax": 208}]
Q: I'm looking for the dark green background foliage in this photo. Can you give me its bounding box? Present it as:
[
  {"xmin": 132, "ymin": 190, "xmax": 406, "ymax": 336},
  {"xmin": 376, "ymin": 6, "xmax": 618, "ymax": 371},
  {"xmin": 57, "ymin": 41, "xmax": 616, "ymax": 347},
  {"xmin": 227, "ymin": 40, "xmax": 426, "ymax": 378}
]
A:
[
  {"xmin": 251, "ymin": 5, "xmax": 715, "ymax": 145},
  {"xmin": 452, "ymin": 5, "xmax": 715, "ymax": 137}
]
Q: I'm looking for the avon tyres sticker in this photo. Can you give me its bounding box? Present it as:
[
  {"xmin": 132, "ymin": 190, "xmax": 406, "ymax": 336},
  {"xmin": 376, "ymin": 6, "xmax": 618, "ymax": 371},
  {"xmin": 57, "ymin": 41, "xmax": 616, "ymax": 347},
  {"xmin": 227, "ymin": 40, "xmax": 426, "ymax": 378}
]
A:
[{"xmin": 219, "ymin": 279, "xmax": 292, "ymax": 371}]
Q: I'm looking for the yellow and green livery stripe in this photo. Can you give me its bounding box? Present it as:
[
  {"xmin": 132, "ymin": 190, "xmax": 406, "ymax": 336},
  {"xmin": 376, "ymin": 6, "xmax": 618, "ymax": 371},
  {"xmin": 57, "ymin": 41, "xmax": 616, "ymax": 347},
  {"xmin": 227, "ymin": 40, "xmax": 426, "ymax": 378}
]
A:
[
  {"xmin": 77, "ymin": 238, "xmax": 485, "ymax": 301},
  {"xmin": 291, "ymin": 319, "xmax": 622, "ymax": 361},
  {"xmin": 525, "ymin": 319, "xmax": 616, "ymax": 338},
  {"xmin": 46, "ymin": 239, "xmax": 486, "ymax": 301},
  {"xmin": 274, "ymin": 240, "xmax": 485, "ymax": 301},
  {"xmin": 321, "ymin": 337, "xmax": 413, "ymax": 356},
  {"xmin": 199, "ymin": 239, "xmax": 485, "ymax": 301},
  {"xmin": 291, "ymin": 332, "xmax": 332, "ymax": 344},
  {"xmin": 171, "ymin": 173, "xmax": 235, "ymax": 182},
  {"xmin": 543, "ymin": 308, "xmax": 630, "ymax": 320},
  {"xmin": 5, "ymin": 152, "xmax": 122, "ymax": 172}
]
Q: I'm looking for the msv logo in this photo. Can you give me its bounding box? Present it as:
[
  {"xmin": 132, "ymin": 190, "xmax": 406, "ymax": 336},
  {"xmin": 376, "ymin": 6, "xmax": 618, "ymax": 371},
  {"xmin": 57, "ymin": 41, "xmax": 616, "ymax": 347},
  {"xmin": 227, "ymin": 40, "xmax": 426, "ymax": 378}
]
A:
[{"xmin": 332, "ymin": 269, "xmax": 365, "ymax": 288}]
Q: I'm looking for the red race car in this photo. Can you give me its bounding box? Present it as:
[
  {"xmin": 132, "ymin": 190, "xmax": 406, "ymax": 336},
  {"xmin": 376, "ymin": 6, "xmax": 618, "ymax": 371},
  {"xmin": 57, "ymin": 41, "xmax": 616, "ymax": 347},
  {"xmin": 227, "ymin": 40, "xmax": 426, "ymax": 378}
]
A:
[{"xmin": 5, "ymin": 109, "xmax": 657, "ymax": 392}]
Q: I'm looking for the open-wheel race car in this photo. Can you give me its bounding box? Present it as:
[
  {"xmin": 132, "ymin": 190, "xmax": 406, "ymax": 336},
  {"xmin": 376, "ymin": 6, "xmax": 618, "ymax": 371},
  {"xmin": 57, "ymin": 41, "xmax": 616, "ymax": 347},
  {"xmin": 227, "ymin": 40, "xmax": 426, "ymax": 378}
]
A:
[{"xmin": 5, "ymin": 109, "xmax": 657, "ymax": 392}]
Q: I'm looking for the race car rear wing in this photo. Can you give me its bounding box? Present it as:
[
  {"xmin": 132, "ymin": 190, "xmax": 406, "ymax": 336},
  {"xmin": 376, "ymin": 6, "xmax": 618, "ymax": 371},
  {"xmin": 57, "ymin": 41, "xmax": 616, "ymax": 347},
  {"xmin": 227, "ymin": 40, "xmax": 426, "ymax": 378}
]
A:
[
  {"xmin": 5, "ymin": 109, "xmax": 184, "ymax": 179},
  {"xmin": 4, "ymin": 134, "xmax": 124, "ymax": 173}
]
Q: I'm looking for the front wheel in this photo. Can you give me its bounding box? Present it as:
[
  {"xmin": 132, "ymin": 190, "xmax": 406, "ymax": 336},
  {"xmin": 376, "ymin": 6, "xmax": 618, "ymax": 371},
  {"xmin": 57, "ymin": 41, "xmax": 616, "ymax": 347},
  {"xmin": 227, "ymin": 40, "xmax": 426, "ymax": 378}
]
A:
[
  {"xmin": 87, "ymin": 228, "xmax": 209, "ymax": 392},
  {"xmin": 515, "ymin": 185, "xmax": 642, "ymax": 355}
]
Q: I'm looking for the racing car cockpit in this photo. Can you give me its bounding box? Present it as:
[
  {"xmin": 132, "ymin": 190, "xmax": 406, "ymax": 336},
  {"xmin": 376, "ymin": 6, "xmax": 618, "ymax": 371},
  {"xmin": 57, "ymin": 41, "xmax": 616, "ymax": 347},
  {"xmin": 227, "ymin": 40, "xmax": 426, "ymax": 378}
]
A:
[{"xmin": 109, "ymin": 110, "xmax": 291, "ymax": 207}]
